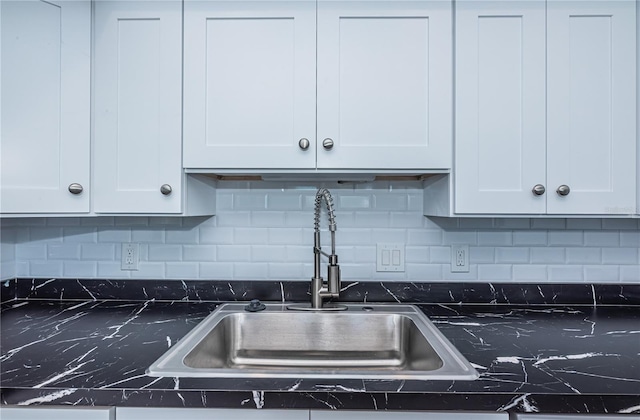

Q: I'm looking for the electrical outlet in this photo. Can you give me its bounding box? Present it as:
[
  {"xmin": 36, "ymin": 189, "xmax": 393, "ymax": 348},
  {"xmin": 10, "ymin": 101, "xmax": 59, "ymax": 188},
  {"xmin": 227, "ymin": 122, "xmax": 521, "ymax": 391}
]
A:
[
  {"xmin": 451, "ymin": 245, "xmax": 469, "ymax": 273},
  {"xmin": 121, "ymin": 243, "xmax": 139, "ymax": 270},
  {"xmin": 376, "ymin": 243, "xmax": 405, "ymax": 272}
]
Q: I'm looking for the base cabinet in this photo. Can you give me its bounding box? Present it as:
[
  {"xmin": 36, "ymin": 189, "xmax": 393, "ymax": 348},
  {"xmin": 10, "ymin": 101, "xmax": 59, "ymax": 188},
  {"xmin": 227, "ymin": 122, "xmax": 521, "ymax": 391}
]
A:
[
  {"xmin": 115, "ymin": 407, "xmax": 308, "ymax": 420},
  {"xmin": 2, "ymin": 407, "xmax": 114, "ymax": 420},
  {"xmin": 311, "ymin": 411, "xmax": 508, "ymax": 420}
]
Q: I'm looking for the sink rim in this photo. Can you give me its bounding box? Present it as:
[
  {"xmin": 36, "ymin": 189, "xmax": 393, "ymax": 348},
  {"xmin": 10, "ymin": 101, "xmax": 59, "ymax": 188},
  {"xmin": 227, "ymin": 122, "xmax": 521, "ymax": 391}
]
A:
[{"xmin": 146, "ymin": 302, "xmax": 480, "ymax": 380}]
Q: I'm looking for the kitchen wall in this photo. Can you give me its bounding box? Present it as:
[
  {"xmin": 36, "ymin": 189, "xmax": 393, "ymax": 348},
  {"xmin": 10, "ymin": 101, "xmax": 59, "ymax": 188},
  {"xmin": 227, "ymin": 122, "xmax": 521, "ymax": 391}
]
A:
[{"xmin": 1, "ymin": 181, "xmax": 639, "ymax": 283}]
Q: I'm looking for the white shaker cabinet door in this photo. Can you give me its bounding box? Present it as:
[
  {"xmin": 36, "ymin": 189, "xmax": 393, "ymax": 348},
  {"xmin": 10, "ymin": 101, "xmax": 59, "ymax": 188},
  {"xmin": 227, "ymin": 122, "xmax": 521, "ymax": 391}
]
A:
[
  {"xmin": 547, "ymin": 0, "xmax": 636, "ymax": 215},
  {"xmin": 116, "ymin": 407, "xmax": 309, "ymax": 420},
  {"xmin": 454, "ymin": 0, "xmax": 546, "ymax": 214},
  {"xmin": 311, "ymin": 411, "xmax": 508, "ymax": 420},
  {"xmin": 93, "ymin": 0, "xmax": 183, "ymax": 213},
  {"xmin": 1, "ymin": 0, "xmax": 90, "ymax": 213},
  {"xmin": 182, "ymin": 0, "xmax": 316, "ymax": 170},
  {"xmin": 316, "ymin": 0, "xmax": 452, "ymax": 170},
  {"xmin": 2, "ymin": 406, "xmax": 114, "ymax": 420}
]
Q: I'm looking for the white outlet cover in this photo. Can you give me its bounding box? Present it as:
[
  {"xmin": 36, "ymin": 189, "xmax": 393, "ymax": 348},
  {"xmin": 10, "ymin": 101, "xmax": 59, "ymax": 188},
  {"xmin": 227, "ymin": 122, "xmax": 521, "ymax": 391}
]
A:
[
  {"xmin": 451, "ymin": 245, "xmax": 469, "ymax": 273},
  {"xmin": 376, "ymin": 243, "xmax": 405, "ymax": 272}
]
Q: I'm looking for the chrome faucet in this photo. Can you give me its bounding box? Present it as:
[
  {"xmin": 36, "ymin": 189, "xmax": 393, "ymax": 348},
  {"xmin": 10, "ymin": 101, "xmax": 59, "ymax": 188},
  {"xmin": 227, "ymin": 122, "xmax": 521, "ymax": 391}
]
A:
[{"xmin": 311, "ymin": 188, "xmax": 341, "ymax": 309}]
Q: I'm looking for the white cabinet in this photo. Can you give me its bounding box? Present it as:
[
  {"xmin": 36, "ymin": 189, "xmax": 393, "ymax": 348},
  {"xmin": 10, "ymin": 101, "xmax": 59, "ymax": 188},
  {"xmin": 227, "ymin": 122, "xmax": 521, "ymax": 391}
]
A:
[
  {"xmin": 546, "ymin": 0, "xmax": 636, "ymax": 215},
  {"xmin": 183, "ymin": 0, "xmax": 452, "ymax": 172},
  {"xmin": 182, "ymin": 0, "xmax": 317, "ymax": 170},
  {"xmin": 116, "ymin": 407, "xmax": 309, "ymax": 420},
  {"xmin": 516, "ymin": 415, "xmax": 637, "ymax": 420},
  {"xmin": 2, "ymin": 406, "xmax": 114, "ymax": 420},
  {"xmin": 93, "ymin": 0, "xmax": 183, "ymax": 213},
  {"xmin": 1, "ymin": 0, "xmax": 91, "ymax": 214},
  {"xmin": 315, "ymin": 0, "xmax": 451, "ymax": 170},
  {"xmin": 452, "ymin": 0, "xmax": 636, "ymax": 216},
  {"xmin": 93, "ymin": 0, "xmax": 216, "ymax": 215},
  {"xmin": 311, "ymin": 411, "xmax": 508, "ymax": 420}
]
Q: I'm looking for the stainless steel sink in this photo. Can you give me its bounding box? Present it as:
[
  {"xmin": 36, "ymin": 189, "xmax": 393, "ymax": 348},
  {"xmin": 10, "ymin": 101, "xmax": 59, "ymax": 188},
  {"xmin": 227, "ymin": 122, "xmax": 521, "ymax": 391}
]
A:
[{"xmin": 147, "ymin": 303, "xmax": 479, "ymax": 380}]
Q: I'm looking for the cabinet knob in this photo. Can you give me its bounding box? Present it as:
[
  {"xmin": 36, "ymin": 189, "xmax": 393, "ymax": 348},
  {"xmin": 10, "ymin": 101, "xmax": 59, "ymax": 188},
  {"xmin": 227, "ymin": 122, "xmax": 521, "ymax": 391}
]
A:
[
  {"xmin": 556, "ymin": 185, "xmax": 570, "ymax": 196},
  {"xmin": 160, "ymin": 184, "xmax": 172, "ymax": 196},
  {"xmin": 68, "ymin": 183, "xmax": 83, "ymax": 195},
  {"xmin": 298, "ymin": 138, "xmax": 310, "ymax": 150},
  {"xmin": 322, "ymin": 138, "xmax": 334, "ymax": 150},
  {"xmin": 532, "ymin": 184, "xmax": 546, "ymax": 196}
]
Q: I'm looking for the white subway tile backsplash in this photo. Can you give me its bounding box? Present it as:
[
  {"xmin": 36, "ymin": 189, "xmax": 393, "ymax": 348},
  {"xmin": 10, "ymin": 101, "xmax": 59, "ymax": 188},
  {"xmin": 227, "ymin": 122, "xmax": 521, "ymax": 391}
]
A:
[
  {"xmin": 97, "ymin": 228, "xmax": 131, "ymax": 243},
  {"xmin": 199, "ymin": 227, "xmax": 234, "ymax": 245},
  {"xmin": 47, "ymin": 244, "xmax": 80, "ymax": 260},
  {"xmin": 148, "ymin": 244, "xmax": 182, "ymax": 262},
  {"xmin": 373, "ymin": 194, "xmax": 407, "ymax": 211},
  {"xmin": 548, "ymin": 231, "xmax": 583, "ymax": 246},
  {"xmin": 565, "ymin": 247, "xmax": 602, "ymax": 264},
  {"xmin": 477, "ymin": 232, "xmax": 512, "ymax": 246},
  {"xmin": 443, "ymin": 231, "xmax": 477, "ymax": 245},
  {"xmin": 217, "ymin": 246, "xmax": 251, "ymax": 262},
  {"xmin": 130, "ymin": 262, "xmax": 165, "ymax": 278},
  {"xmin": 199, "ymin": 262, "xmax": 233, "ymax": 279},
  {"xmin": 478, "ymin": 264, "xmax": 512, "ymax": 281},
  {"xmin": 30, "ymin": 261, "xmax": 63, "ymax": 277},
  {"xmin": 183, "ymin": 245, "xmax": 216, "ymax": 262},
  {"xmin": 548, "ymin": 265, "xmax": 584, "ymax": 282},
  {"xmin": 132, "ymin": 229, "xmax": 165, "ymax": 244},
  {"xmin": 429, "ymin": 246, "xmax": 451, "ymax": 264},
  {"xmin": 584, "ymin": 231, "xmax": 620, "ymax": 247},
  {"xmin": 2, "ymin": 182, "xmax": 638, "ymax": 283},
  {"xmin": 81, "ymin": 244, "xmax": 116, "ymax": 261},
  {"xmin": 620, "ymin": 265, "xmax": 640, "ymax": 282},
  {"xmin": 512, "ymin": 264, "xmax": 546, "ymax": 282},
  {"xmin": 584, "ymin": 266, "xmax": 619, "ymax": 282},
  {"xmin": 495, "ymin": 247, "xmax": 529, "ymax": 263},
  {"xmin": 601, "ymin": 248, "xmax": 639, "ymax": 264},
  {"xmin": 234, "ymin": 227, "xmax": 268, "ymax": 245},
  {"xmin": 513, "ymin": 231, "xmax": 547, "ymax": 246},
  {"xmin": 251, "ymin": 245, "xmax": 286, "ymax": 262},
  {"xmin": 620, "ymin": 231, "xmax": 640, "ymax": 247},
  {"xmin": 531, "ymin": 248, "xmax": 565, "ymax": 264},
  {"xmin": 63, "ymin": 261, "xmax": 97, "ymax": 278},
  {"xmin": 469, "ymin": 246, "xmax": 494, "ymax": 263},
  {"xmin": 166, "ymin": 262, "xmax": 199, "ymax": 279},
  {"xmin": 339, "ymin": 195, "xmax": 372, "ymax": 210}
]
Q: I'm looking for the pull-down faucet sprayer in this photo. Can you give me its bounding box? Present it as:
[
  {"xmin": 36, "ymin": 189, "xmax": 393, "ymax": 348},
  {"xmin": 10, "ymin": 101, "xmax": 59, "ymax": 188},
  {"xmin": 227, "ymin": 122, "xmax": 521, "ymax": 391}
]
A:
[{"xmin": 311, "ymin": 188, "xmax": 341, "ymax": 309}]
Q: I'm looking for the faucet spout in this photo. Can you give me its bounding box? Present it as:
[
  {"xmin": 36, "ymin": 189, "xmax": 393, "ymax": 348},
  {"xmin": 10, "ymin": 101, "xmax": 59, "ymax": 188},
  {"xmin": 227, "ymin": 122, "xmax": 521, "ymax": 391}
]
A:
[{"xmin": 311, "ymin": 188, "xmax": 341, "ymax": 309}]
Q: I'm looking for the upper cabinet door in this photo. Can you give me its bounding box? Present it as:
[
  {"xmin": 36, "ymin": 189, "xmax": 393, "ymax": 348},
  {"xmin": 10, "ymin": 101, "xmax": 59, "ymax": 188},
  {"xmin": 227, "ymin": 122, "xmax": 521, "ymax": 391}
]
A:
[
  {"xmin": 455, "ymin": 0, "xmax": 546, "ymax": 214},
  {"xmin": 183, "ymin": 0, "xmax": 316, "ymax": 170},
  {"xmin": 1, "ymin": 0, "xmax": 90, "ymax": 213},
  {"xmin": 316, "ymin": 0, "xmax": 452, "ymax": 170},
  {"xmin": 93, "ymin": 0, "xmax": 183, "ymax": 213},
  {"xmin": 547, "ymin": 0, "xmax": 636, "ymax": 215}
]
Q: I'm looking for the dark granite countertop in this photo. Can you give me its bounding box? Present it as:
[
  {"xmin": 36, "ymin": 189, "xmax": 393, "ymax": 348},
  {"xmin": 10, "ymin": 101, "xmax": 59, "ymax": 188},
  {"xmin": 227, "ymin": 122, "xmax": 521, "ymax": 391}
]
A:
[{"xmin": 1, "ymin": 279, "xmax": 639, "ymax": 414}]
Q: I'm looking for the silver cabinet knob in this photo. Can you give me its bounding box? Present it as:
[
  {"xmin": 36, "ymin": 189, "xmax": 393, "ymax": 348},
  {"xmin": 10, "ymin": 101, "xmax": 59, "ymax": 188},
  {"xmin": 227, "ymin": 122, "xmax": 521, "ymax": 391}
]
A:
[
  {"xmin": 298, "ymin": 138, "xmax": 310, "ymax": 150},
  {"xmin": 322, "ymin": 138, "xmax": 334, "ymax": 150},
  {"xmin": 556, "ymin": 185, "xmax": 570, "ymax": 196},
  {"xmin": 68, "ymin": 183, "xmax": 83, "ymax": 195},
  {"xmin": 532, "ymin": 184, "xmax": 546, "ymax": 196},
  {"xmin": 160, "ymin": 184, "xmax": 172, "ymax": 195}
]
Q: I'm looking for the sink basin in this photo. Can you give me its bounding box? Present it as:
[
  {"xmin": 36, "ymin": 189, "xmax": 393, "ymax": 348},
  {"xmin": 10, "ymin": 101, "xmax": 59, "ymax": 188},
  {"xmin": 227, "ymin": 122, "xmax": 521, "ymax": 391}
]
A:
[{"xmin": 147, "ymin": 303, "xmax": 479, "ymax": 380}]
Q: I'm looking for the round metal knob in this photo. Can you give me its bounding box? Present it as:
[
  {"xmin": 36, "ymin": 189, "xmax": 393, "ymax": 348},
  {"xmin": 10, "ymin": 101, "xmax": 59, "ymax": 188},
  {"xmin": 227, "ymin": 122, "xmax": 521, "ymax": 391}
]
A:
[
  {"xmin": 68, "ymin": 183, "xmax": 83, "ymax": 195},
  {"xmin": 298, "ymin": 138, "xmax": 310, "ymax": 150},
  {"xmin": 322, "ymin": 138, "xmax": 334, "ymax": 150},
  {"xmin": 556, "ymin": 185, "xmax": 570, "ymax": 196},
  {"xmin": 532, "ymin": 184, "xmax": 546, "ymax": 196},
  {"xmin": 160, "ymin": 184, "xmax": 172, "ymax": 196}
]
